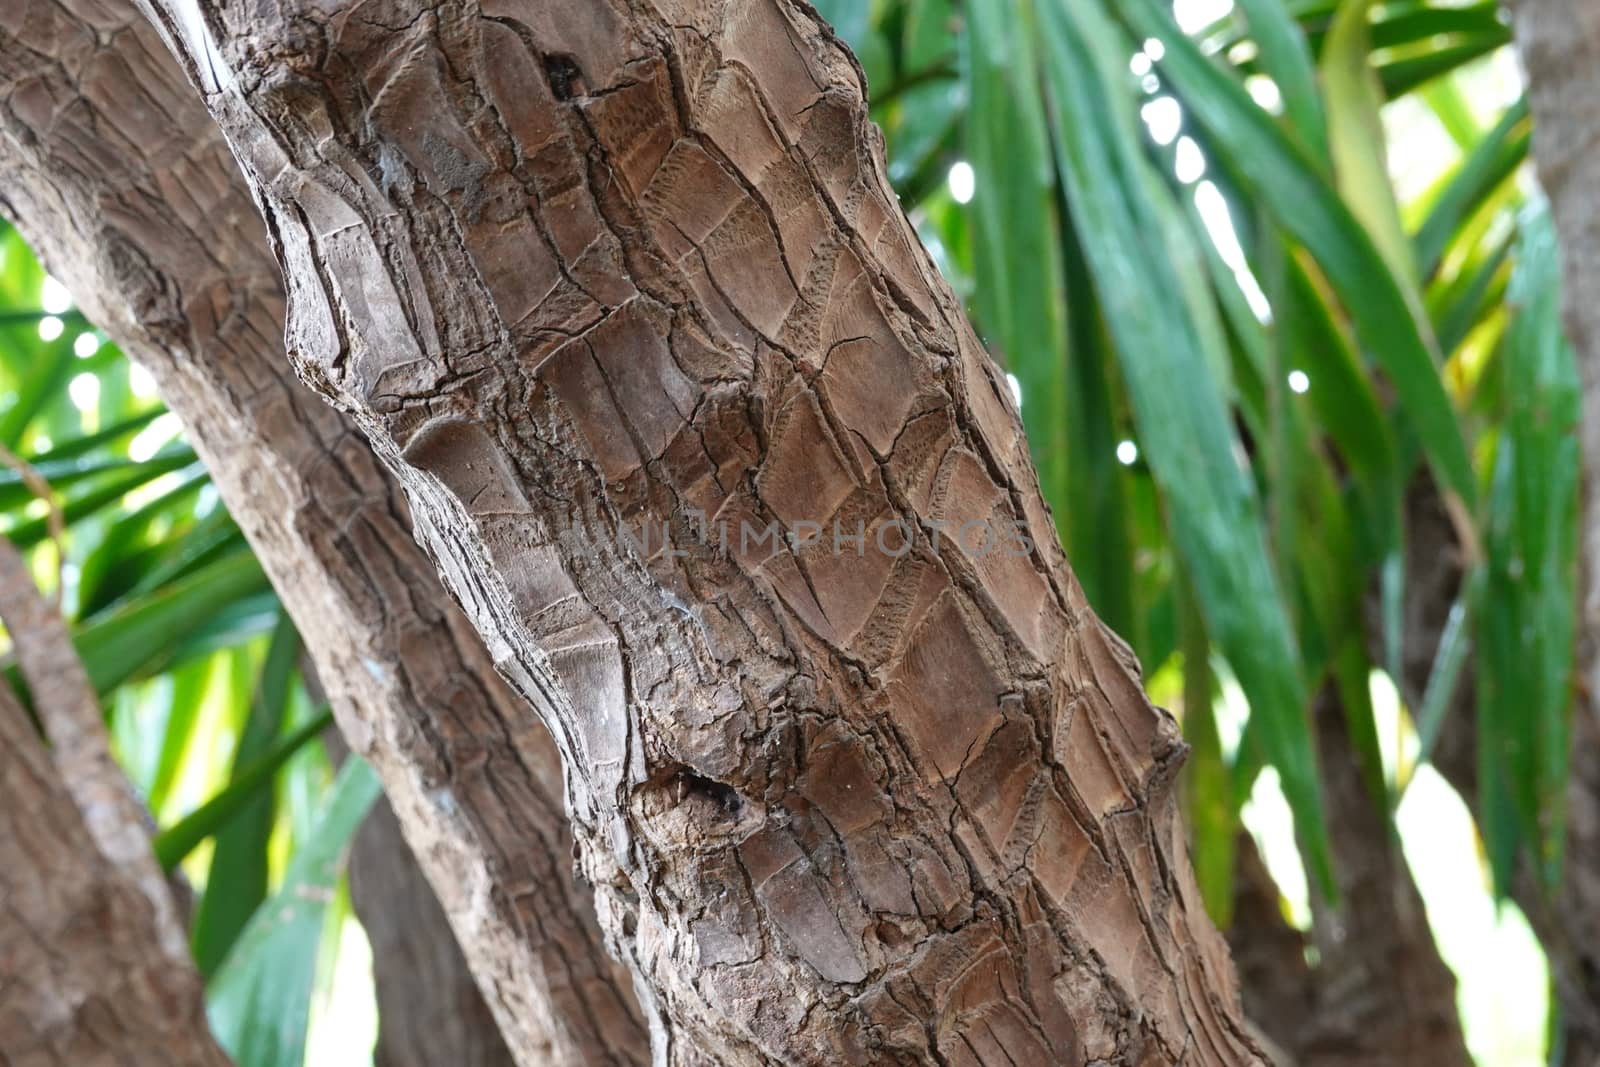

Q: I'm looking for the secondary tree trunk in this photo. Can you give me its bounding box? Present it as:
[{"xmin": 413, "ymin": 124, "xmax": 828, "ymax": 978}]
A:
[
  {"xmin": 0, "ymin": 5, "xmax": 646, "ymax": 1064},
  {"xmin": 1228, "ymin": 687, "xmax": 1470, "ymax": 1067},
  {"xmin": 142, "ymin": 1, "xmax": 1263, "ymax": 1062},
  {"xmin": 318, "ymin": 705, "xmax": 519, "ymax": 1067},
  {"xmin": 1387, "ymin": 471, "xmax": 1600, "ymax": 1063},
  {"xmin": 352, "ymin": 798, "xmax": 520, "ymax": 1067},
  {"xmin": 0, "ymin": 545, "xmax": 231, "ymax": 1067},
  {"xmin": 0, "ymin": 534, "xmax": 194, "ymax": 967}
]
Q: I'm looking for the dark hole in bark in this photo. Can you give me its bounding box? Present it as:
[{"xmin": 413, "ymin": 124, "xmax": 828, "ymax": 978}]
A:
[
  {"xmin": 672, "ymin": 769, "xmax": 744, "ymax": 817},
  {"xmin": 873, "ymin": 920, "xmax": 909, "ymax": 948},
  {"xmin": 544, "ymin": 53, "xmax": 585, "ymax": 100}
]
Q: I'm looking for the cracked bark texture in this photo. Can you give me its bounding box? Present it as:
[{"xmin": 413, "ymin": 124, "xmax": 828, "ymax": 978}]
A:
[
  {"xmin": 0, "ymin": 4, "xmax": 646, "ymax": 1065},
  {"xmin": 142, "ymin": 1, "xmax": 1262, "ymax": 1062},
  {"xmin": 1227, "ymin": 689, "xmax": 1469, "ymax": 1067},
  {"xmin": 0, "ymin": 656, "xmax": 230, "ymax": 1065},
  {"xmin": 1512, "ymin": 4, "xmax": 1600, "ymax": 1061}
]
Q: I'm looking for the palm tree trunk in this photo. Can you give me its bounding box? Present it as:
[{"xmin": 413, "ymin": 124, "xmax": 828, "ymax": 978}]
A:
[
  {"xmin": 1296, "ymin": 688, "xmax": 1470, "ymax": 1067},
  {"xmin": 139, "ymin": 0, "xmax": 1265, "ymax": 1061},
  {"xmin": 0, "ymin": 5, "xmax": 646, "ymax": 1064},
  {"xmin": 352, "ymin": 798, "xmax": 521, "ymax": 1067},
  {"xmin": 1227, "ymin": 686, "xmax": 1471, "ymax": 1067}
]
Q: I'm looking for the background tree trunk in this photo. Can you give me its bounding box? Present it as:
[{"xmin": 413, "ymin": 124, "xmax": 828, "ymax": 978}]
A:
[
  {"xmin": 1393, "ymin": 469, "xmax": 1600, "ymax": 1063},
  {"xmin": 352, "ymin": 799, "xmax": 521, "ymax": 1067},
  {"xmin": 0, "ymin": 4, "xmax": 646, "ymax": 1064},
  {"xmin": 142, "ymin": 0, "xmax": 1264, "ymax": 1061},
  {"xmin": 1227, "ymin": 835, "xmax": 1315, "ymax": 1062},
  {"xmin": 317, "ymin": 701, "xmax": 519, "ymax": 1067},
  {"xmin": 1229, "ymin": 688, "xmax": 1470, "ymax": 1067}
]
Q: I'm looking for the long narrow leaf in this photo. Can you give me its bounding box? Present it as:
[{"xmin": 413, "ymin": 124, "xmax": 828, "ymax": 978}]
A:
[
  {"xmin": 966, "ymin": 0, "xmax": 1071, "ymax": 523},
  {"xmin": 1058, "ymin": 217, "xmax": 1136, "ymax": 639},
  {"xmin": 153, "ymin": 706, "xmax": 334, "ymax": 872},
  {"xmin": 72, "ymin": 550, "xmax": 270, "ymax": 695},
  {"xmin": 1478, "ymin": 204, "xmax": 1581, "ymax": 894},
  {"xmin": 1125, "ymin": 0, "xmax": 1477, "ymax": 510},
  {"xmin": 1, "ymin": 452, "xmax": 200, "ymax": 549},
  {"xmin": 1233, "ymin": 0, "xmax": 1330, "ymax": 172},
  {"xmin": 1180, "ymin": 570, "xmax": 1235, "ymax": 927},
  {"xmin": 206, "ymin": 756, "xmax": 380, "ymax": 1067},
  {"xmin": 147, "ymin": 656, "xmax": 214, "ymax": 816},
  {"xmin": 192, "ymin": 613, "xmax": 302, "ymax": 977},
  {"xmin": 1415, "ymin": 99, "xmax": 1531, "ymax": 283},
  {"xmin": 1412, "ymin": 566, "xmax": 1482, "ymax": 776},
  {"xmin": 1036, "ymin": 0, "xmax": 1331, "ymax": 889},
  {"xmin": 1322, "ymin": 0, "xmax": 1414, "ymax": 280}
]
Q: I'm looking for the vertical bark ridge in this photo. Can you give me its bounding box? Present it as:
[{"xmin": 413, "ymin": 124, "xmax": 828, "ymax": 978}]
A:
[
  {"xmin": 0, "ymin": 4, "xmax": 647, "ymax": 1064},
  {"xmin": 0, "ymin": 679, "xmax": 233, "ymax": 1066},
  {"xmin": 143, "ymin": 1, "xmax": 1263, "ymax": 1061}
]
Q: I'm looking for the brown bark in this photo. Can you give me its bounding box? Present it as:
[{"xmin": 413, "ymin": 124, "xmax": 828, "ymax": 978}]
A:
[
  {"xmin": 1227, "ymin": 687, "xmax": 1471, "ymax": 1067},
  {"xmin": 1227, "ymin": 835, "xmax": 1313, "ymax": 1061},
  {"xmin": 140, "ymin": 1, "xmax": 1263, "ymax": 1062},
  {"xmin": 319, "ymin": 712, "xmax": 518, "ymax": 1067},
  {"xmin": 0, "ymin": 5, "xmax": 646, "ymax": 1065},
  {"xmin": 1395, "ymin": 467, "xmax": 1600, "ymax": 1064},
  {"xmin": 352, "ymin": 797, "xmax": 520, "ymax": 1067},
  {"xmin": 1296, "ymin": 690, "xmax": 1469, "ymax": 1067},
  {"xmin": 0, "ymin": 533, "xmax": 192, "ymax": 964},
  {"xmin": 0, "ymin": 558, "xmax": 230, "ymax": 1066},
  {"xmin": 1511, "ymin": 5, "xmax": 1600, "ymax": 1062}
]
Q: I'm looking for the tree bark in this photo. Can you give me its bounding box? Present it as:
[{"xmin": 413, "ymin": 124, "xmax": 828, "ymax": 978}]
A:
[
  {"xmin": 319, "ymin": 706, "xmax": 518, "ymax": 1067},
  {"xmin": 0, "ymin": 5, "xmax": 646, "ymax": 1065},
  {"xmin": 140, "ymin": 1, "xmax": 1263, "ymax": 1062},
  {"xmin": 1227, "ymin": 834, "xmax": 1313, "ymax": 1063},
  {"xmin": 1227, "ymin": 687, "xmax": 1471, "ymax": 1067},
  {"xmin": 0, "ymin": 562, "xmax": 231, "ymax": 1066},
  {"xmin": 0, "ymin": 534, "xmax": 193, "ymax": 966},
  {"xmin": 352, "ymin": 797, "xmax": 521, "ymax": 1067},
  {"xmin": 1296, "ymin": 689, "xmax": 1469, "ymax": 1067}
]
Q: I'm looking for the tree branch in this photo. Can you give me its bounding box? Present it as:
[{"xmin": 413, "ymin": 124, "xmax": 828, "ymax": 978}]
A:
[
  {"xmin": 138, "ymin": 0, "xmax": 1265, "ymax": 1060},
  {"xmin": 0, "ymin": 4, "xmax": 647, "ymax": 1063},
  {"xmin": 0, "ymin": 533, "xmax": 190, "ymax": 960},
  {"xmin": 0, "ymin": 631, "xmax": 230, "ymax": 1065}
]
